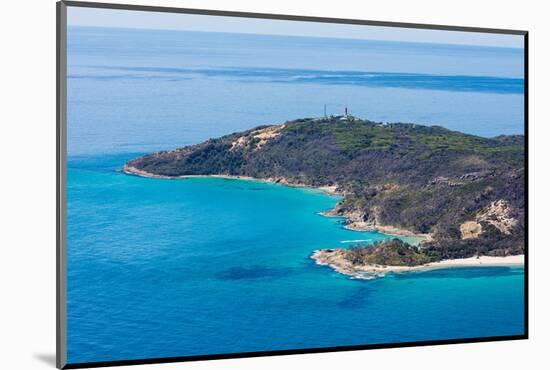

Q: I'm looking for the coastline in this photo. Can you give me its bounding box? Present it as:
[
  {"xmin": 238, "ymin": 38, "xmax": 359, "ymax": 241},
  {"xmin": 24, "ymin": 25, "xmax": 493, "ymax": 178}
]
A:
[
  {"xmin": 320, "ymin": 208, "xmax": 432, "ymax": 242},
  {"xmin": 312, "ymin": 249, "xmax": 524, "ymax": 278},
  {"xmin": 123, "ymin": 164, "xmax": 430, "ymax": 242},
  {"xmin": 344, "ymin": 222, "xmax": 432, "ymax": 242},
  {"xmin": 125, "ymin": 155, "xmax": 522, "ymax": 279},
  {"xmin": 123, "ymin": 165, "xmax": 341, "ymax": 196}
]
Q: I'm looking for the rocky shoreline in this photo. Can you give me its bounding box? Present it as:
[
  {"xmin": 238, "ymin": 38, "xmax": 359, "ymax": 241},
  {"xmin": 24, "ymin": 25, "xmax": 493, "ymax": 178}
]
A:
[
  {"xmin": 311, "ymin": 249, "xmax": 524, "ymax": 278},
  {"xmin": 123, "ymin": 164, "xmax": 430, "ymax": 242},
  {"xmin": 125, "ymin": 162, "xmax": 523, "ymax": 279},
  {"xmin": 320, "ymin": 207, "xmax": 432, "ymax": 242}
]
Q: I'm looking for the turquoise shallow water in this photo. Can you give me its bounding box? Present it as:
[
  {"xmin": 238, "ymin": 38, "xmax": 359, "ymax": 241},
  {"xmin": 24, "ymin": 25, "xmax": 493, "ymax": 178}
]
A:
[{"xmin": 67, "ymin": 154, "xmax": 524, "ymax": 363}]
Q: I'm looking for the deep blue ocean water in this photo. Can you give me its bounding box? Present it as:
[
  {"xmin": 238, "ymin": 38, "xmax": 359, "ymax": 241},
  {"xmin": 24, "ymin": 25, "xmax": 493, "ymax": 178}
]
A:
[{"xmin": 66, "ymin": 26, "xmax": 525, "ymax": 363}]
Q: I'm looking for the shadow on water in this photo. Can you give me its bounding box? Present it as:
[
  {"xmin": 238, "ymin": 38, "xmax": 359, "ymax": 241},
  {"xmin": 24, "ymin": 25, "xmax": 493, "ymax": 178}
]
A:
[
  {"xmin": 337, "ymin": 285, "xmax": 379, "ymax": 309},
  {"xmin": 216, "ymin": 265, "xmax": 294, "ymax": 280},
  {"xmin": 391, "ymin": 266, "xmax": 524, "ymax": 281}
]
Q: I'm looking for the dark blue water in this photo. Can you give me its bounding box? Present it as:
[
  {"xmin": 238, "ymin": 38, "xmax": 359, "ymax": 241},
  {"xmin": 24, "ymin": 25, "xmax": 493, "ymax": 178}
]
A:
[
  {"xmin": 71, "ymin": 66, "xmax": 523, "ymax": 94},
  {"xmin": 66, "ymin": 26, "xmax": 525, "ymax": 363}
]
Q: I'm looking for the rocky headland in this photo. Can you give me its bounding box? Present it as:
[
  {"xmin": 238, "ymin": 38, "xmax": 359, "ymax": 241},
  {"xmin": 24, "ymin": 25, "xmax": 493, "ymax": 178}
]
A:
[{"xmin": 123, "ymin": 116, "xmax": 525, "ymax": 275}]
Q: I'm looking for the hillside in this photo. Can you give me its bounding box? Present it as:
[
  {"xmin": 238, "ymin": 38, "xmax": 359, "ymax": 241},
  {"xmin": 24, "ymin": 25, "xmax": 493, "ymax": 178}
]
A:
[{"xmin": 125, "ymin": 116, "xmax": 525, "ymax": 263}]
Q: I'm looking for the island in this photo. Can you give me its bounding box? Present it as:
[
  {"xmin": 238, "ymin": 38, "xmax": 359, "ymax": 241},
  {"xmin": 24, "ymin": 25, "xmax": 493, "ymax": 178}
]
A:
[{"xmin": 124, "ymin": 116, "xmax": 525, "ymax": 277}]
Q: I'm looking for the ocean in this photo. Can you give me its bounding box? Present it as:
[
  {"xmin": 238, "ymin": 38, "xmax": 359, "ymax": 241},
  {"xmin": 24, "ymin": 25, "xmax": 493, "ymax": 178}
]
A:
[{"xmin": 66, "ymin": 26, "xmax": 525, "ymax": 363}]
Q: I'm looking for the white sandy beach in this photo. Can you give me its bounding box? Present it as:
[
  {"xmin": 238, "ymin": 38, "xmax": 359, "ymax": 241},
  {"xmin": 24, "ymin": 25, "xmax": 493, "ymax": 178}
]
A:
[
  {"xmin": 426, "ymin": 255, "xmax": 524, "ymax": 268},
  {"xmin": 311, "ymin": 249, "xmax": 524, "ymax": 277}
]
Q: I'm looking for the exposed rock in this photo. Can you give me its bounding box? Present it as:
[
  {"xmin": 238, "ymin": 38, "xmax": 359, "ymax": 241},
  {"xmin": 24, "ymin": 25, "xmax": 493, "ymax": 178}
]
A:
[
  {"xmin": 460, "ymin": 221, "xmax": 483, "ymax": 239},
  {"xmin": 477, "ymin": 199, "xmax": 518, "ymax": 235},
  {"xmin": 230, "ymin": 125, "xmax": 284, "ymax": 151},
  {"xmin": 429, "ymin": 176, "xmax": 464, "ymax": 187}
]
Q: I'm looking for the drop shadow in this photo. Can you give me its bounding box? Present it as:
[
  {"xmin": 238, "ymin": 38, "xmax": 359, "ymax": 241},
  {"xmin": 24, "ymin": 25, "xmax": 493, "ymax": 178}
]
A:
[{"xmin": 34, "ymin": 353, "xmax": 56, "ymax": 367}]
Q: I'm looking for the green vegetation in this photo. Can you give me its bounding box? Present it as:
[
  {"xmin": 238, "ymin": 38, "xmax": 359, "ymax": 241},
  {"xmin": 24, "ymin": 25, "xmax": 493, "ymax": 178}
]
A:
[
  {"xmin": 127, "ymin": 116, "xmax": 525, "ymax": 265},
  {"xmin": 329, "ymin": 124, "xmax": 395, "ymax": 152},
  {"xmin": 346, "ymin": 239, "xmax": 435, "ymax": 266}
]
